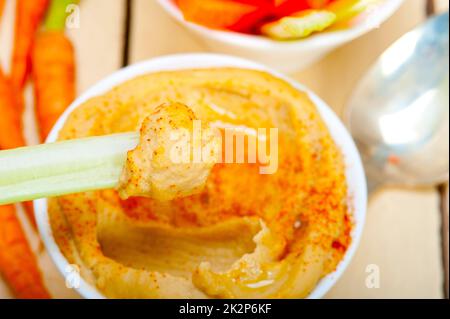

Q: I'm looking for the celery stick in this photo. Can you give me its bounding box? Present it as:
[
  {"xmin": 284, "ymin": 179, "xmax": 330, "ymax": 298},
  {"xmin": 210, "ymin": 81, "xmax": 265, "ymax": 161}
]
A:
[
  {"xmin": 326, "ymin": 0, "xmax": 379, "ymax": 24},
  {"xmin": 261, "ymin": 10, "xmax": 336, "ymax": 40},
  {"xmin": 0, "ymin": 132, "xmax": 138, "ymax": 205}
]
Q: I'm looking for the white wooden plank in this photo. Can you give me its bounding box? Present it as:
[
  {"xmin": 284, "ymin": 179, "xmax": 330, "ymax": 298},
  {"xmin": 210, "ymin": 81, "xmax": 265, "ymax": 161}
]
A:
[
  {"xmin": 66, "ymin": 0, "xmax": 126, "ymax": 93},
  {"xmin": 129, "ymin": 0, "xmax": 202, "ymax": 64},
  {"xmin": 434, "ymin": 0, "xmax": 449, "ymax": 13},
  {"xmin": 327, "ymin": 188, "xmax": 442, "ymax": 298}
]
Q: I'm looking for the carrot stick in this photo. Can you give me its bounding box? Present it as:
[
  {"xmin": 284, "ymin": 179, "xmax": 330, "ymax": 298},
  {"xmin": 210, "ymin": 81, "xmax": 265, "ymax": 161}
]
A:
[
  {"xmin": 0, "ymin": 0, "xmax": 5, "ymax": 21},
  {"xmin": 10, "ymin": 0, "xmax": 49, "ymax": 90},
  {"xmin": 0, "ymin": 73, "xmax": 47, "ymax": 298},
  {"xmin": 0, "ymin": 205, "xmax": 50, "ymax": 299},
  {"xmin": 32, "ymin": 32, "xmax": 75, "ymax": 139},
  {"xmin": 7, "ymin": 0, "xmax": 50, "ymax": 225},
  {"xmin": 1, "ymin": 66, "xmax": 36, "ymax": 228},
  {"xmin": 32, "ymin": 0, "xmax": 76, "ymax": 140},
  {"xmin": 0, "ymin": 70, "xmax": 48, "ymax": 293},
  {"xmin": 0, "ymin": 68, "xmax": 25, "ymax": 150}
]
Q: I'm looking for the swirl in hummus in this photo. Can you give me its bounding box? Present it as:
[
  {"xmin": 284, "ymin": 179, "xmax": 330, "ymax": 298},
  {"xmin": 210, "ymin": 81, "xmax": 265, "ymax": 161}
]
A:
[{"xmin": 49, "ymin": 68, "xmax": 352, "ymax": 299}]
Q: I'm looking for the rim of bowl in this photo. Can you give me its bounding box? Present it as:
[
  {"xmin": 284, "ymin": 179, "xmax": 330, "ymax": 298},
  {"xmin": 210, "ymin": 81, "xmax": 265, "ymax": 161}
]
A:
[
  {"xmin": 156, "ymin": 0, "xmax": 404, "ymax": 50},
  {"xmin": 35, "ymin": 53, "xmax": 367, "ymax": 299}
]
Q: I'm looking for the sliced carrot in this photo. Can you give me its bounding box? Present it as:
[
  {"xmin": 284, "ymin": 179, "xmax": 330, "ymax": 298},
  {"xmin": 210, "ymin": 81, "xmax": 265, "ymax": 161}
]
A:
[
  {"xmin": 233, "ymin": 0, "xmax": 272, "ymax": 5},
  {"xmin": 32, "ymin": 31, "xmax": 75, "ymax": 139},
  {"xmin": 177, "ymin": 0, "xmax": 270, "ymax": 32},
  {"xmin": 272, "ymin": 0, "xmax": 311, "ymax": 17},
  {"xmin": 307, "ymin": 0, "xmax": 335, "ymax": 9},
  {"xmin": 10, "ymin": 0, "xmax": 49, "ymax": 90},
  {"xmin": 229, "ymin": 5, "xmax": 273, "ymax": 33},
  {"xmin": 0, "ymin": 205, "xmax": 50, "ymax": 299}
]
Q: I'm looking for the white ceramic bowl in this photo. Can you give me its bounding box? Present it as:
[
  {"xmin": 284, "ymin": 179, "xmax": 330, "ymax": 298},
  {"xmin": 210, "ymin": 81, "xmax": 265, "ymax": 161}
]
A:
[
  {"xmin": 35, "ymin": 53, "xmax": 367, "ymax": 299},
  {"xmin": 156, "ymin": 0, "xmax": 403, "ymax": 73}
]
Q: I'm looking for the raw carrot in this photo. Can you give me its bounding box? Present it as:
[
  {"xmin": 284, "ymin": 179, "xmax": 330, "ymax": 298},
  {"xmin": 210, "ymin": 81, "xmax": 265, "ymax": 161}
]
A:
[
  {"xmin": 0, "ymin": 205, "xmax": 50, "ymax": 299},
  {"xmin": 10, "ymin": 0, "xmax": 49, "ymax": 90},
  {"xmin": 1, "ymin": 65, "xmax": 36, "ymax": 228},
  {"xmin": 177, "ymin": 0, "xmax": 270, "ymax": 32},
  {"xmin": 0, "ymin": 72, "xmax": 48, "ymax": 298},
  {"xmin": 0, "ymin": 0, "xmax": 5, "ymax": 21},
  {"xmin": 32, "ymin": 32, "xmax": 75, "ymax": 139},
  {"xmin": 32, "ymin": 0, "xmax": 76, "ymax": 140},
  {"xmin": 0, "ymin": 68, "xmax": 25, "ymax": 150},
  {"xmin": 272, "ymin": 0, "xmax": 311, "ymax": 17},
  {"xmin": 7, "ymin": 0, "xmax": 50, "ymax": 226}
]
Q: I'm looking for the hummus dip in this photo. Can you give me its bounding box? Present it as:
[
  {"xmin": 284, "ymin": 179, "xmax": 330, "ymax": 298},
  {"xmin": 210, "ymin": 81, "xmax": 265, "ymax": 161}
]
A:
[
  {"xmin": 117, "ymin": 102, "xmax": 220, "ymax": 201},
  {"xmin": 49, "ymin": 68, "xmax": 351, "ymax": 299}
]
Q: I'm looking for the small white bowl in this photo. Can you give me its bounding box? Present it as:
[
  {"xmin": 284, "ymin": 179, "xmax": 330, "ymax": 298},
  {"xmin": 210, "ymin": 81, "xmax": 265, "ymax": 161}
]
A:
[
  {"xmin": 35, "ymin": 53, "xmax": 367, "ymax": 299},
  {"xmin": 156, "ymin": 0, "xmax": 403, "ymax": 72}
]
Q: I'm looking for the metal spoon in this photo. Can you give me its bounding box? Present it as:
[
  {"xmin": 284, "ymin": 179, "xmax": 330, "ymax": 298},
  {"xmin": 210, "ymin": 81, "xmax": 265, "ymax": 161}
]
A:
[{"xmin": 346, "ymin": 11, "xmax": 449, "ymax": 193}]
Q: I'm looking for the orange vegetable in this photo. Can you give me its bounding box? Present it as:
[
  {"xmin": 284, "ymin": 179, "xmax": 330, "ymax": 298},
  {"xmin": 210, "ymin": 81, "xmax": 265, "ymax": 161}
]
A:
[
  {"xmin": 7, "ymin": 0, "xmax": 50, "ymax": 225},
  {"xmin": 272, "ymin": 0, "xmax": 334, "ymax": 16},
  {"xmin": 1, "ymin": 64, "xmax": 36, "ymax": 228},
  {"xmin": 0, "ymin": 68, "xmax": 25, "ymax": 150},
  {"xmin": 177, "ymin": 0, "xmax": 271, "ymax": 33},
  {"xmin": 308, "ymin": 0, "xmax": 335, "ymax": 8},
  {"xmin": 10, "ymin": 0, "xmax": 49, "ymax": 90},
  {"xmin": 32, "ymin": 31, "xmax": 75, "ymax": 139},
  {"xmin": 176, "ymin": 0, "xmax": 338, "ymax": 33},
  {"xmin": 1, "ymin": 68, "xmax": 48, "ymax": 298},
  {"xmin": 272, "ymin": 0, "xmax": 311, "ymax": 17},
  {"xmin": 0, "ymin": 205, "xmax": 50, "ymax": 299},
  {"xmin": 0, "ymin": 0, "xmax": 5, "ymax": 20}
]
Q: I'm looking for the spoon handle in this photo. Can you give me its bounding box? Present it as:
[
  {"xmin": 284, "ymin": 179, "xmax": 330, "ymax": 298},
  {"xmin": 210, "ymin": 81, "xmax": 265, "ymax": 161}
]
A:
[{"xmin": 0, "ymin": 133, "xmax": 138, "ymax": 205}]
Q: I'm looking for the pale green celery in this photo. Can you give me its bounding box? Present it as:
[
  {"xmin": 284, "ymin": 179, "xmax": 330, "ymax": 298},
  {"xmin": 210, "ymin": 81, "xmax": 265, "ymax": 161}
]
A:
[
  {"xmin": 0, "ymin": 133, "xmax": 138, "ymax": 205},
  {"xmin": 261, "ymin": 10, "xmax": 336, "ymax": 40}
]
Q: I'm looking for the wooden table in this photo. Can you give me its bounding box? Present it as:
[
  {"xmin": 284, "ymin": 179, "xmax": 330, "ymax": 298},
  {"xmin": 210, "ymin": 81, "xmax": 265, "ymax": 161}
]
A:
[{"xmin": 0, "ymin": 0, "xmax": 448, "ymax": 299}]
